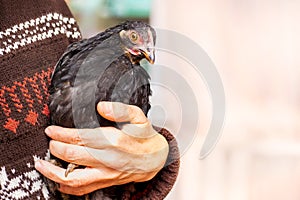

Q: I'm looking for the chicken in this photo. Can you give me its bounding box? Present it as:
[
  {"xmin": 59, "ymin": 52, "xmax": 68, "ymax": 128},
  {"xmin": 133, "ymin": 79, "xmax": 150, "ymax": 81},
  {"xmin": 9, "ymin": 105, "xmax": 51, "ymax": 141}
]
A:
[{"xmin": 48, "ymin": 20, "xmax": 156, "ymax": 199}]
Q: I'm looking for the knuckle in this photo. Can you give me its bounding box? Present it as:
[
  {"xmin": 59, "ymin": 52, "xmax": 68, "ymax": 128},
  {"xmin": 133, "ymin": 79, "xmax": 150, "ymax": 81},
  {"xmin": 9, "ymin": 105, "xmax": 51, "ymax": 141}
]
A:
[
  {"xmin": 105, "ymin": 127, "xmax": 122, "ymax": 147},
  {"xmin": 75, "ymin": 190, "xmax": 87, "ymax": 196},
  {"xmin": 65, "ymin": 187, "xmax": 87, "ymax": 196},
  {"xmin": 72, "ymin": 134, "xmax": 83, "ymax": 145},
  {"xmin": 129, "ymin": 106, "xmax": 147, "ymax": 123},
  {"xmin": 63, "ymin": 148, "xmax": 77, "ymax": 162},
  {"xmin": 134, "ymin": 172, "xmax": 156, "ymax": 182},
  {"xmin": 143, "ymin": 172, "xmax": 157, "ymax": 181},
  {"xmin": 129, "ymin": 105, "xmax": 141, "ymax": 115},
  {"xmin": 66, "ymin": 178, "xmax": 84, "ymax": 188},
  {"xmin": 60, "ymin": 185, "xmax": 87, "ymax": 196}
]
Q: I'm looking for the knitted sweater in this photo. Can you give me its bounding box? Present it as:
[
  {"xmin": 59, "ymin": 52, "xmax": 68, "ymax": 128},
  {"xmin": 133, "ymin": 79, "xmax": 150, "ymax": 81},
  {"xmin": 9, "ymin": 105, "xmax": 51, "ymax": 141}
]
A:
[{"xmin": 0, "ymin": 0, "xmax": 179, "ymax": 200}]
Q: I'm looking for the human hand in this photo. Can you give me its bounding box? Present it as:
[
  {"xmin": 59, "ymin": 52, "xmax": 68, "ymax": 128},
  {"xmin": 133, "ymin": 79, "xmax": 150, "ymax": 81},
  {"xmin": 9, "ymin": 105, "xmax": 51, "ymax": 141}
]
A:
[{"xmin": 35, "ymin": 101, "xmax": 169, "ymax": 196}]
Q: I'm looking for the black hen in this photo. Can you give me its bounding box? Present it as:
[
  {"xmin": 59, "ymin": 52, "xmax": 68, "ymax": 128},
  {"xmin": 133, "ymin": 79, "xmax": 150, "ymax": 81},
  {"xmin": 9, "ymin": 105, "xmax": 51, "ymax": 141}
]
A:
[{"xmin": 48, "ymin": 21, "xmax": 156, "ymax": 199}]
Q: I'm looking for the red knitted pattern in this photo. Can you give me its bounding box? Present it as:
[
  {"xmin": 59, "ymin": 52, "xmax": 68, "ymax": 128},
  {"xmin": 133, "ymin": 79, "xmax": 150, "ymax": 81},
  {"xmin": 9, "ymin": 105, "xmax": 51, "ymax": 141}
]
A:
[
  {"xmin": 0, "ymin": 67, "xmax": 52, "ymax": 133},
  {"xmin": 3, "ymin": 118, "xmax": 19, "ymax": 133}
]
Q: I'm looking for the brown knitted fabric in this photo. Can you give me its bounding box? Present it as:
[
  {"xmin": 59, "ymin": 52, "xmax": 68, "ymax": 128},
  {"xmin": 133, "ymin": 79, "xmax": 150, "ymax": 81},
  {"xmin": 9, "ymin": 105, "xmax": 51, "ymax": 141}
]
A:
[
  {"xmin": 0, "ymin": 1, "xmax": 179, "ymax": 199},
  {"xmin": 0, "ymin": 1, "xmax": 81, "ymax": 199}
]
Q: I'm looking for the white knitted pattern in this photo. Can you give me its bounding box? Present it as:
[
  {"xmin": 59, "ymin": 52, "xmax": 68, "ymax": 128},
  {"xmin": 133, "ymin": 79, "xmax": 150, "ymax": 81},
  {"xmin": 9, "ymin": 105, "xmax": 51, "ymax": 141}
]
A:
[
  {"xmin": 0, "ymin": 12, "xmax": 81, "ymax": 56},
  {"xmin": 0, "ymin": 152, "xmax": 51, "ymax": 200}
]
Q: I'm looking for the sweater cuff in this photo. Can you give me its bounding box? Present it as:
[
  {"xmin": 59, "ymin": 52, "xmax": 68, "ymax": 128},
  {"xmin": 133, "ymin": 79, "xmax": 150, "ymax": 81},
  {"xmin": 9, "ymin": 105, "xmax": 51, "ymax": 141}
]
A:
[{"xmin": 130, "ymin": 126, "xmax": 180, "ymax": 199}]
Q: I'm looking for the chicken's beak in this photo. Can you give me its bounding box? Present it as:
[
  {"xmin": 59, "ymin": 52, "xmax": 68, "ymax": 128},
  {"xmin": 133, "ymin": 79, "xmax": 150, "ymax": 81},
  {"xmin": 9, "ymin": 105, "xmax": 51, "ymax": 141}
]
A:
[{"xmin": 140, "ymin": 48, "xmax": 155, "ymax": 64}]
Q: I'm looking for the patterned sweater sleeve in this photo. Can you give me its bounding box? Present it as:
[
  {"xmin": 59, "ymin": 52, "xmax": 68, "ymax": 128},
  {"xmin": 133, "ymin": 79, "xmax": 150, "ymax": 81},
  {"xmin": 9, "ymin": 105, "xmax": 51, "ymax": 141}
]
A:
[{"xmin": 0, "ymin": 1, "xmax": 81, "ymax": 199}]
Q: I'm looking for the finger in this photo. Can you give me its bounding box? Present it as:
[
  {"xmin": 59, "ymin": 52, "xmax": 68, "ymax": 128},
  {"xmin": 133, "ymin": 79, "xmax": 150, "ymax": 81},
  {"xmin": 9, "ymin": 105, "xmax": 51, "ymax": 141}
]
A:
[
  {"xmin": 45, "ymin": 125, "xmax": 157, "ymax": 153},
  {"xmin": 97, "ymin": 101, "xmax": 148, "ymax": 124},
  {"xmin": 49, "ymin": 140, "xmax": 102, "ymax": 166},
  {"xmin": 35, "ymin": 160, "xmax": 159, "ymax": 196},
  {"xmin": 45, "ymin": 125, "xmax": 123, "ymax": 148},
  {"xmin": 121, "ymin": 123, "xmax": 157, "ymax": 138},
  {"xmin": 34, "ymin": 159, "xmax": 105, "ymax": 188},
  {"xmin": 35, "ymin": 159, "xmax": 131, "ymax": 196},
  {"xmin": 59, "ymin": 182, "xmax": 104, "ymax": 196},
  {"xmin": 97, "ymin": 101, "xmax": 157, "ymax": 138},
  {"xmin": 45, "ymin": 125, "xmax": 84, "ymax": 145},
  {"xmin": 50, "ymin": 139, "xmax": 165, "ymax": 173},
  {"xmin": 35, "ymin": 159, "xmax": 66, "ymax": 181},
  {"xmin": 58, "ymin": 169, "xmax": 156, "ymax": 195},
  {"xmin": 58, "ymin": 169, "xmax": 124, "ymax": 195},
  {"xmin": 49, "ymin": 139, "xmax": 144, "ymax": 169}
]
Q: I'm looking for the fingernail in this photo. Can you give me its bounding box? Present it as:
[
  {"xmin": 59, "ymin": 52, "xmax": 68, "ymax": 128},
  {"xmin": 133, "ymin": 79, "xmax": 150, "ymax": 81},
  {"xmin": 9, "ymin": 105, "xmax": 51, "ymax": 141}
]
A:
[
  {"xmin": 34, "ymin": 160, "xmax": 42, "ymax": 169},
  {"xmin": 100, "ymin": 102, "xmax": 113, "ymax": 116},
  {"xmin": 45, "ymin": 127, "xmax": 51, "ymax": 136},
  {"xmin": 45, "ymin": 126, "xmax": 57, "ymax": 136}
]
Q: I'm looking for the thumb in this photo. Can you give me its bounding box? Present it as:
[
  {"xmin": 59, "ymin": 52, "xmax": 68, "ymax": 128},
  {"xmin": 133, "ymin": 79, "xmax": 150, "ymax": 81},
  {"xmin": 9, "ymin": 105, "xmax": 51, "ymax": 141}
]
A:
[{"xmin": 97, "ymin": 101, "xmax": 148, "ymax": 124}]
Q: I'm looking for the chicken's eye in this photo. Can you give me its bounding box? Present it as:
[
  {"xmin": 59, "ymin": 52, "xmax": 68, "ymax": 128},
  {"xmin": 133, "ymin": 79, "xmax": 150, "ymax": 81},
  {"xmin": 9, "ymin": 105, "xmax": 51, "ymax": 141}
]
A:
[{"xmin": 130, "ymin": 32, "xmax": 139, "ymax": 42}]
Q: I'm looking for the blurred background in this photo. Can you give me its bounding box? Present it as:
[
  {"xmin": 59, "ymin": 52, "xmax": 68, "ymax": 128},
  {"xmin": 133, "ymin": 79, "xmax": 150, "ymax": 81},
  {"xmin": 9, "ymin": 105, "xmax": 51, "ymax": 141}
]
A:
[{"xmin": 66, "ymin": 0, "xmax": 300, "ymax": 199}]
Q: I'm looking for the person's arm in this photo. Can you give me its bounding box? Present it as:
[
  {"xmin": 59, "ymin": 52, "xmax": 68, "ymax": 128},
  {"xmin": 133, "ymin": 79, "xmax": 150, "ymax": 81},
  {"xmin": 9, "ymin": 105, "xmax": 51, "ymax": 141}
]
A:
[{"xmin": 35, "ymin": 101, "xmax": 180, "ymax": 199}]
